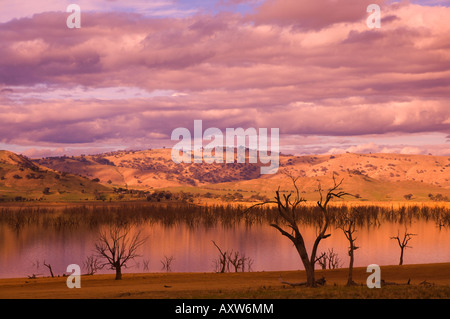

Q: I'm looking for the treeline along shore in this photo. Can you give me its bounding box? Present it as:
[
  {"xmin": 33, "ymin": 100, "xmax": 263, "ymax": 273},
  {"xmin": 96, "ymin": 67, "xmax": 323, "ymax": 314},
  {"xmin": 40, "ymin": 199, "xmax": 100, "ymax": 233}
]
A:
[{"xmin": 0, "ymin": 202, "xmax": 449, "ymax": 230}]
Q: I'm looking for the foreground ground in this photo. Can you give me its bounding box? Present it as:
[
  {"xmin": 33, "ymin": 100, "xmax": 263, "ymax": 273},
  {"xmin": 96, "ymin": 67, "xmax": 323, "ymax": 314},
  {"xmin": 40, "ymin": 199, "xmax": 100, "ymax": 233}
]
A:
[{"xmin": 0, "ymin": 263, "xmax": 449, "ymax": 299}]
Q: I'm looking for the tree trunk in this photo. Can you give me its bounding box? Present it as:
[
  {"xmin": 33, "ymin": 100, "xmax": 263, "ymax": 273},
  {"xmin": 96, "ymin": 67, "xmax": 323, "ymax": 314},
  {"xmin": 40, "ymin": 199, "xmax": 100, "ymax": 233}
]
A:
[
  {"xmin": 43, "ymin": 262, "xmax": 55, "ymax": 278},
  {"xmin": 115, "ymin": 265, "xmax": 122, "ymax": 280},
  {"xmin": 399, "ymin": 248, "xmax": 404, "ymax": 266},
  {"xmin": 304, "ymin": 261, "xmax": 316, "ymax": 287},
  {"xmin": 347, "ymin": 250, "xmax": 354, "ymax": 286},
  {"xmin": 295, "ymin": 244, "xmax": 316, "ymax": 287}
]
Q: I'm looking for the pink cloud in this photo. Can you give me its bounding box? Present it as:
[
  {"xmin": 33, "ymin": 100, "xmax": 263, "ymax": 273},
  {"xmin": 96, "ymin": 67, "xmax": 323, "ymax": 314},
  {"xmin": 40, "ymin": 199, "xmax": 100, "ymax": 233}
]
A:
[
  {"xmin": 0, "ymin": 1, "xmax": 449, "ymax": 156},
  {"xmin": 250, "ymin": 0, "xmax": 387, "ymax": 29}
]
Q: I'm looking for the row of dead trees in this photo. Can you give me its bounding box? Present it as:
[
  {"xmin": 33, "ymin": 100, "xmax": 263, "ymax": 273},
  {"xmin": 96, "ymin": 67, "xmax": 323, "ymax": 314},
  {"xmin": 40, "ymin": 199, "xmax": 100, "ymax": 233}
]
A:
[
  {"xmin": 211, "ymin": 240, "xmax": 254, "ymax": 273},
  {"xmin": 88, "ymin": 172, "xmax": 417, "ymax": 283},
  {"xmin": 248, "ymin": 171, "xmax": 418, "ymax": 287},
  {"xmin": 33, "ymin": 172, "xmax": 418, "ymax": 283},
  {"xmin": 32, "ymin": 226, "xmax": 177, "ymax": 280}
]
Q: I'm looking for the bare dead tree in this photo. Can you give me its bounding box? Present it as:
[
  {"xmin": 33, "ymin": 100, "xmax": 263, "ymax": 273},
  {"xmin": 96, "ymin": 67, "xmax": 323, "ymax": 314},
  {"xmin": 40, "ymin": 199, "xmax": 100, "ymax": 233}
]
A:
[
  {"xmin": 248, "ymin": 173, "xmax": 351, "ymax": 287},
  {"xmin": 245, "ymin": 256, "xmax": 254, "ymax": 272},
  {"xmin": 390, "ymin": 229, "xmax": 417, "ymax": 266},
  {"xmin": 43, "ymin": 261, "xmax": 54, "ymax": 278},
  {"xmin": 316, "ymin": 252, "xmax": 327, "ymax": 270},
  {"xmin": 95, "ymin": 225, "xmax": 147, "ymax": 280},
  {"xmin": 143, "ymin": 259, "xmax": 150, "ymax": 271},
  {"xmin": 161, "ymin": 255, "xmax": 175, "ymax": 272},
  {"xmin": 212, "ymin": 240, "xmax": 228, "ymax": 273},
  {"xmin": 317, "ymin": 248, "xmax": 342, "ymax": 270},
  {"xmin": 228, "ymin": 251, "xmax": 253, "ymax": 272},
  {"xmin": 211, "ymin": 241, "xmax": 253, "ymax": 273},
  {"xmin": 338, "ymin": 210, "xmax": 359, "ymax": 286},
  {"xmin": 83, "ymin": 255, "xmax": 104, "ymax": 275},
  {"xmin": 228, "ymin": 251, "xmax": 243, "ymax": 272}
]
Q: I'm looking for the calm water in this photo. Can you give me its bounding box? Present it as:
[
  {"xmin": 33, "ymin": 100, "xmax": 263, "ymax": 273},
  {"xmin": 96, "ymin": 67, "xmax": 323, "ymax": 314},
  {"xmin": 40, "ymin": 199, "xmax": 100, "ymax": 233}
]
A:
[{"xmin": 0, "ymin": 219, "xmax": 449, "ymax": 278}]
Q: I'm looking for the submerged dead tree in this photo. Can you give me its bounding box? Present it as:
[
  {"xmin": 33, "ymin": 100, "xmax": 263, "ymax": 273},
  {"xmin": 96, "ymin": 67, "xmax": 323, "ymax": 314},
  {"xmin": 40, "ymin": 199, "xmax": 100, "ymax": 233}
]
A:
[
  {"xmin": 338, "ymin": 210, "xmax": 359, "ymax": 286},
  {"xmin": 161, "ymin": 255, "xmax": 175, "ymax": 272},
  {"xmin": 212, "ymin": 240, "xmax": 228, "ymax": 273},
  {"xmin": 95, "ymin": 225, "xmax": 147, "ymax": 280},
  {"xmin": 43, "ymin": 261, "xmax": 55, "ymax": 278},
  {"xmin": 211, "ymin": 240, "xmax": 253, "ymax": 273},
  {"xmin": 249, "ymin": 173, "xmax": 351, "ymax": 287},
  {"xmin": 83, "ymin": 255, "xmax": 104, "ymax": 275},
  {"xmin": 391, "ymin": 229, "xmax": 417, "ymax": 266},
  {"xmin": 317, "ymin": 248, "xmax": 342, "ymax": 270}
]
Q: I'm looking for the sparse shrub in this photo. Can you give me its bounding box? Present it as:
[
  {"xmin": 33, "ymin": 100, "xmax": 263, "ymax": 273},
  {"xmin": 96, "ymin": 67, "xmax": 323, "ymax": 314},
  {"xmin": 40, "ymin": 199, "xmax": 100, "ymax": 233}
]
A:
[
  {"xmin": 403, "ymin": 194, "xmax": 413, "ymax": 201},
  {"xmin": 429, "ymin": 193, "xmax": 449, "ymax": 202}
]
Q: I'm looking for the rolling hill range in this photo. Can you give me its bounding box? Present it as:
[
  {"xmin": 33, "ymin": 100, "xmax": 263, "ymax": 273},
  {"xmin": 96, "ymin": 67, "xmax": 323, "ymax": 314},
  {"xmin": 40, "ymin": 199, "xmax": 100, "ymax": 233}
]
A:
[
  {"xmin": 0, "ymin": 150, "xmax": 110, "ymax": 202},
  {"xmin": 28, "ymin": 149, "xmax": 450, "ymax": 202},
  {"xmin": 34, "ymin": 149, "xmax": 263, "ymax": 189}
]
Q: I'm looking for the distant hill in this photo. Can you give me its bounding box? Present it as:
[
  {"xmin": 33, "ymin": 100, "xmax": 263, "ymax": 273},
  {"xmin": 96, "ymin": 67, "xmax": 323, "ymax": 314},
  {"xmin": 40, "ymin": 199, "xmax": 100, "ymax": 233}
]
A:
[
  {"xmin": 0, "ymin": 150, "xmax": 110, "ymax": 202},
  {"xmin": 31, "ymin": 149, "xmax": 450, "ymax": 202},
  {"xmin": 34, "ymin": 149, "xmax": 263, "ymax": 188}
]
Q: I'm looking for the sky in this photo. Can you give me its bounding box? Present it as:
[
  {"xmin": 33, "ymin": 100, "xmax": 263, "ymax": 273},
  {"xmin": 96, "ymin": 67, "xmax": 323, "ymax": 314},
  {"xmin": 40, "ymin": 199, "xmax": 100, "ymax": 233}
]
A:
[{"xmin": 0, "ymin": 0, "xmax": 449, "ymax": 158}]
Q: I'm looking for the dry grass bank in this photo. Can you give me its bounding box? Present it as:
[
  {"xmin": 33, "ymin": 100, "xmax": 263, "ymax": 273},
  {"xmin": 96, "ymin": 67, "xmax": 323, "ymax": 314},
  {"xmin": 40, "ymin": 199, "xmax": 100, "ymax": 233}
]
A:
[{"xmin": 0, "ymin": 263, "xmax": 449, "ymax": 299}]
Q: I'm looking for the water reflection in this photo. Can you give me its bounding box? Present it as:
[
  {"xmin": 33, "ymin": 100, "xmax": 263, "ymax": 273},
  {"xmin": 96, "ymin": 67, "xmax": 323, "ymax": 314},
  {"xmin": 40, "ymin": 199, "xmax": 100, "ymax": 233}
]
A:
[{"xmin": 0, "ymin": 219, "xmax": 449, "ymax": 279}]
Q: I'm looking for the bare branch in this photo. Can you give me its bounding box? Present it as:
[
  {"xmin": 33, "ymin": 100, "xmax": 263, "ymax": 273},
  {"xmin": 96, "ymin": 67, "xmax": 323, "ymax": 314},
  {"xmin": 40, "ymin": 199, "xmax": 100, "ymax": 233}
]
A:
[
  {"xmin": 390, "ymin": 228, "xmax": 417, "ymax": 265},
  {"xmin": 95, "ymin": 225, "xmax": 147, "ymax": 280},
  {"xmin": 270, "ymin": 223, "xmax": 295, "ymax": 242},
  {"xmin": 43, "ymin": 261, "xmax": 54, "ymax": 278},
  {"xmin": 83, "ymin": 255, "xmax": 104, "ymax": 275}
]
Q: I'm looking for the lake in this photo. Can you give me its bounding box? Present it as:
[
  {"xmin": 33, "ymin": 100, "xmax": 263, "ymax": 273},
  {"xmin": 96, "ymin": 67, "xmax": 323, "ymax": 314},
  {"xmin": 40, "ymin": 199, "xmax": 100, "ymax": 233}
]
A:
[{"xmin": 0, "ymin": 207, "xmax": 449, "ymax": 278}]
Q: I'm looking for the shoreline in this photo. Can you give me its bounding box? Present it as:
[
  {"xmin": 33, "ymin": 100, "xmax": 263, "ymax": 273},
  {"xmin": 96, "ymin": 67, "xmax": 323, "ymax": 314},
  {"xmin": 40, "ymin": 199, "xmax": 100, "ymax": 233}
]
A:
[{"xmin": 1, "ymin": 262, "xmax": 449, "ymax": 299}]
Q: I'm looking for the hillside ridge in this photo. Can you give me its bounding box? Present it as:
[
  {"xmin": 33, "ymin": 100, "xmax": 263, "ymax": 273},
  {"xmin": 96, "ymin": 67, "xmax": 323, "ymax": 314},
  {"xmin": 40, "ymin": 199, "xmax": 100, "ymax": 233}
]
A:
[{"xmin": 26, "ymin": 149, "xmax": 450, "ymax": 202}]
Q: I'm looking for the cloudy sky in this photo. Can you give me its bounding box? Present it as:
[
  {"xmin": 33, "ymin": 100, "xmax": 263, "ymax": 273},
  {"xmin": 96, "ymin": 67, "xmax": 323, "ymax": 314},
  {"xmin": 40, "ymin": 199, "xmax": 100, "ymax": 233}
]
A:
[{"xmin": 0, "ymin": 0, "xmax": 449, "ymax": 158}]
